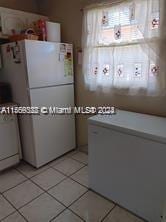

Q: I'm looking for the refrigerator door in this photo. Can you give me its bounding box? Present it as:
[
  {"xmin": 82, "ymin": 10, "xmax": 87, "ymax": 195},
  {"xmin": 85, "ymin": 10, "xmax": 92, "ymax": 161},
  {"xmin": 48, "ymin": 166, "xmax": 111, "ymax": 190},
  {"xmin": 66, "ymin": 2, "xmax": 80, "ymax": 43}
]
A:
[
  {"xmin": 29, "ymin": 84, "xmax": 75, "ymax": 167},
  {"xmin": 24, "ymin": 40, "xmax": 74, "ymax": 89}
]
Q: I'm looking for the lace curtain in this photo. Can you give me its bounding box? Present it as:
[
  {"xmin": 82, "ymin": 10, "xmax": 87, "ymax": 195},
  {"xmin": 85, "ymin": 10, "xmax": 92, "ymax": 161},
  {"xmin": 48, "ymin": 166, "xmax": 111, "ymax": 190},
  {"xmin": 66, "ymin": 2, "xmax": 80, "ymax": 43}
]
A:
[{"xmin": 82, "ymin": 0, "xmax": 166, "ymax": 96}]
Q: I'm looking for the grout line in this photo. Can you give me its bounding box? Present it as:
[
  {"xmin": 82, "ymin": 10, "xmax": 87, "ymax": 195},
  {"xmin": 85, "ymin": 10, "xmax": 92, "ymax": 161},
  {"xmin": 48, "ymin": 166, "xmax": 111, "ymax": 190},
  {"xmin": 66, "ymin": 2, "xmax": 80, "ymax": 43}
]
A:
[
  {"xmin": 3, "ymin": 184, "xmax": 45, "ymax": 212},
  {"xmin": 1, "ymin": 178, "xmax": 28, "ymax": 194},
  {"xmin": 1, "ymin": 193, "xmax": 29, "ymax": 222},
  {"xmin": 30, "ymin": 182, "xmax": 87, "ymax": 221},
  {"xmin": 67, "ymin": 189, "xmax": 89, "ymax": 209},
  {"xmin": 55, "ymin": 157, "xmax": 87, "ymax": 167},
  {"xmin": 114, "ymin": 202, "xmax": 147, "ymax": 222},
  {"xmin": 49, "ymin": 166, "xmax": 71, "ymax": 177},
  {"xmin": 69, "ymin": 177, "xmax": 89, "ymax": 189},
  {"xmin": 1, "ymin": 152, "xmax": 89, "ymax": 222},
  {"xmin": 10, "ymin": 210, "xmax": 29, "ymax": 222},
  {"xmin": 69, "ymin": 156, "xmax": 88, "ymax": 165},
  {"xmin": 0, "ymin": 211, "xmax": 17, "ymax": 222},
  {"xmin": 2, "ymin": 157, "xmax": 88, "ymax": 221},
  {"xmin": 16, "ymin": 150, "xmax": 87, "ymax": 179},
  {"xmin": 49, "ymin": 165, "xmax": 89, "ymax": 189},
  {"xmin": 62, "ymin": 151, "xmax": 88, "ymax": 166},
  {"xmin": 45, "ymin": 190, "xmax": 69, "ymax": 208},
  {"xmin": 33, "ymin": 176, "xmax": 68, "ymax": 193},
  {"xmin": 89, "ymin": 188, "xmax": 117, "ymax": 206},
  {"xmin": 67, "ymin": 165, "xmax": 87, "ymax": 177},
  {"xmin": 67, "ymin": 209, "xmax": 86, "ymax": 222},
  {"xmin": 15, "ymin": 162, "xmax": 87, "ymax": 198},
  {"xmin": 29, "ymin": 150, "xmax": 86, "ymax": 171},
  {"xmin": 0, "ymin": 151, "xmax": 145, "ymax": 222},
  {"xmin": 48, "ymin": 208, "xmax": 67, "ymax": 222},
  {"xmin": 17, "ymin": 191, "xmax": 45, "ymax": 210},
  {"xmin": 23, "ymin": 168, "xmax": 89, "ymax": 222},
  {"xmin": 15, "ymin": 164, "xmax": 51, "ymax": 179},
  {"xmin": 29, "ymin": 166, "xmax": 59, "ymax": 180},
  {"xmin": 49, "ymin": 208, "xmax": 85, "ymax": 222},
  {"xmin": 101, "ymin": 204, "xmax": 116, "ymax": 222},
  {"xmin": 14, "ymin": 169, "xmax": 70, "ymax": 220},
  {"xmin": 49, "ymin": 190, "xmax": 89, "ymax": 222},
  {"xmin": 51, "ymin": 164, "xmax": 86, "ymax": 178},
  {"xmin": 48, "ymin": 158, "xmax": 68, "ymax": 168}
]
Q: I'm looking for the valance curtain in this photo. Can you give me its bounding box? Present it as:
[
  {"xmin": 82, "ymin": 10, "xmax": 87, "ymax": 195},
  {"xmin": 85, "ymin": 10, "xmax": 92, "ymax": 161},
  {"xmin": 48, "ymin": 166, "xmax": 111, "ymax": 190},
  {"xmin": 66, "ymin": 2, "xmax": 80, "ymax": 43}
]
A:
[{"xmin": 82, "ymin": 0, "xmax": 166, "ymax": 96}]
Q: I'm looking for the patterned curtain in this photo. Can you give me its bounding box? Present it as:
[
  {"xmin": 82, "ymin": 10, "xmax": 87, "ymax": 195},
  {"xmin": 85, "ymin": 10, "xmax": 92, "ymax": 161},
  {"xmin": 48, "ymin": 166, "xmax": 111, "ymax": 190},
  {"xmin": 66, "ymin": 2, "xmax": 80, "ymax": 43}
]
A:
[{"xmin": 82, "ymin": 0, "xmax": 166, "ymax": 96}]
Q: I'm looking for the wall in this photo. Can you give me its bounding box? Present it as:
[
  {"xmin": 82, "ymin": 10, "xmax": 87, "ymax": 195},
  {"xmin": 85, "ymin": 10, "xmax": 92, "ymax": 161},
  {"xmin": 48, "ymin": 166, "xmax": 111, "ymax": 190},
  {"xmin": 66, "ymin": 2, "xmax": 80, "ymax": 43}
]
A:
[
  {"xmin": 0, "ymin": 0, "xmax": 39, "ymax": 13},
  {"xmin": 39, "ymin": 0, "xmax": 166, "ymax": 148}
]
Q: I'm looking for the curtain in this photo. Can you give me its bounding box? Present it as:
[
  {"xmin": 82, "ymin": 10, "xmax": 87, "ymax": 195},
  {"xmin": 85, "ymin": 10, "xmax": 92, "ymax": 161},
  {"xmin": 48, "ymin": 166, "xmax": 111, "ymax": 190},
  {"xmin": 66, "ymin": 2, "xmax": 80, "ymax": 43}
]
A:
[{"xmin": 82, "ymin": 0, "xmax": 166, "ymax": 96}]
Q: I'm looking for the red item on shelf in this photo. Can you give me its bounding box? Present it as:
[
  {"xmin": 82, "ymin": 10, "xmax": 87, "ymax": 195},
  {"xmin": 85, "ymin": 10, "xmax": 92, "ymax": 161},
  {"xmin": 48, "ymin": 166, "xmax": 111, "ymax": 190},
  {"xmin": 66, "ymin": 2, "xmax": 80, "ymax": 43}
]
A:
[{"xmin": 38, "ymin": 19, "xmax": 47, "ymax": 41}]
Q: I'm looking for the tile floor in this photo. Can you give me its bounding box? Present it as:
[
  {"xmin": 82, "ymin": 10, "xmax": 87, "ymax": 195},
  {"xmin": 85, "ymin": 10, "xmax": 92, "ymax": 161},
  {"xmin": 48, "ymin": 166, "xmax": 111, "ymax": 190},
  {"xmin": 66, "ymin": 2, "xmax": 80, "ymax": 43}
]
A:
[{"xmin": 0, "ymin": 151, "xmax": 145, "ymax": 222}]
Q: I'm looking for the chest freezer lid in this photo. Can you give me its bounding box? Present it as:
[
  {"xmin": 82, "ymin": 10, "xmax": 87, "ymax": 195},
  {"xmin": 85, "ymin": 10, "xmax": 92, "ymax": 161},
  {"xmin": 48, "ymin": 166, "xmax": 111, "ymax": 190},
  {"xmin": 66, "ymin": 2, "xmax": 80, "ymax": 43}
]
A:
[{"xmin": 88, "ymin": 110, "xmax": 166, "ymax": 144}]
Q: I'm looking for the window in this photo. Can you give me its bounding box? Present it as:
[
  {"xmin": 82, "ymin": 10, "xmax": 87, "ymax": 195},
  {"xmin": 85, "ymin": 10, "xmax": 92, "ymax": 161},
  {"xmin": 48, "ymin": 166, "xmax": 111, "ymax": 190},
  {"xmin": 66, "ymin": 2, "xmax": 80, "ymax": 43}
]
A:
[{"xmin": 82, "ymin": 0, "xmax": 164, "ymax": 95}]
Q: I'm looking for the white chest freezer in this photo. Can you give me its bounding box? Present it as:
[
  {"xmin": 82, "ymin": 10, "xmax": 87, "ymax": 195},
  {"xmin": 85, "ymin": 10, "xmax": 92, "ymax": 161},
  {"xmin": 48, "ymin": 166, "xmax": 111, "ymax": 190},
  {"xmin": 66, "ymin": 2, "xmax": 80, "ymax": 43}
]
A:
[{"xmin": 88, "ymin": 110, "xmax": 166, "ymax": 222}]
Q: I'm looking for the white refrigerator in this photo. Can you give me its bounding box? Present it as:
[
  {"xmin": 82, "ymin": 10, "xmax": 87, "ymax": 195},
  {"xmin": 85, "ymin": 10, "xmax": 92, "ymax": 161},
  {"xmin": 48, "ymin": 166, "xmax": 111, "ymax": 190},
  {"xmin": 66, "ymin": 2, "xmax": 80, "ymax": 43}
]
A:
[{"xmin": 0, "ymin": 40, "xmax": 76, "ymax": 168}]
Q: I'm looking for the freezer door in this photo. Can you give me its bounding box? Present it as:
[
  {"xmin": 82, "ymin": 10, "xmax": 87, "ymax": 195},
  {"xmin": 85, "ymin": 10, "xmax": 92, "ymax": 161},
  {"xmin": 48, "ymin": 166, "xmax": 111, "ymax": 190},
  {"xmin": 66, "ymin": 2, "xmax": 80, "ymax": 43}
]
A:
[
  {"xmin": 1, "ymin": 42, "xmax": 30, "ymax": 106},
  {"xmin": 24, "ymin": 40, "xmax": 74, "ymax": 88},
  {"xmin": 30, "ymin": 84, "xmax": 75, "ymax": 167}
]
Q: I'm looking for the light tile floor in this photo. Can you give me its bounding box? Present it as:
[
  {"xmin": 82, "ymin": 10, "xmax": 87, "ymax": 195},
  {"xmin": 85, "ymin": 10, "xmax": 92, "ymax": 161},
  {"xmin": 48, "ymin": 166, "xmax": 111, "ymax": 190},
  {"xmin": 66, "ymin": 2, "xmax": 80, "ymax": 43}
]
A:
[{"xmin": 0, "ymin": 151, "xmax": 145, "ymax": 222}]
